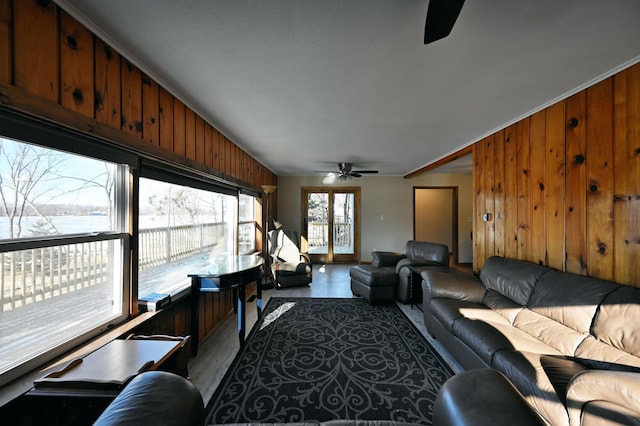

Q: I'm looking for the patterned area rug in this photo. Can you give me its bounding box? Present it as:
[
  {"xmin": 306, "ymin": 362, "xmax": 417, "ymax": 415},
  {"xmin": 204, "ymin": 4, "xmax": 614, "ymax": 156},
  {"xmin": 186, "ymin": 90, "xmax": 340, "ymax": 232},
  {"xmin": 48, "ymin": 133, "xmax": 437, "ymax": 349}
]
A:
[{"xmin": 206, "ymin": 298, "xmax": 454, "ymax": 425}]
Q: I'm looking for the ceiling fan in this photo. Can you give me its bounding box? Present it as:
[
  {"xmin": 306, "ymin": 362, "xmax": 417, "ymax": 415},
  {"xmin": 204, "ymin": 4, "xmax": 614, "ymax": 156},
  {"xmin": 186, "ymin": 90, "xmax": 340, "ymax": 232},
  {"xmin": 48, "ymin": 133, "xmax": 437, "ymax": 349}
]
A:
[
  {"xmin": 315, "ymin": 162, "xmax": 379, "ymax": 181},
  {"xmin": 424, "ymin": 0, "xmax": 465, "ymax": 44}
]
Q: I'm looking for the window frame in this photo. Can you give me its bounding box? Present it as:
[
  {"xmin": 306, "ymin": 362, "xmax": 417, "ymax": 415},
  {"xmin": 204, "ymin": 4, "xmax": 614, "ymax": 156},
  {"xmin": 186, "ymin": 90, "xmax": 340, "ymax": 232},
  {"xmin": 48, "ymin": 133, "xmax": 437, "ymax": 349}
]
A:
[
  {"xmin": 0, "ymin": 109, "xmax": 261, "ymax": 387},
  {"xmin": 0, "ymin": 114, "xmax": 133, "ymax": 386},
  {"xmin": 238, "ymin": 192, "xmax": 259, "ymax": 255}
]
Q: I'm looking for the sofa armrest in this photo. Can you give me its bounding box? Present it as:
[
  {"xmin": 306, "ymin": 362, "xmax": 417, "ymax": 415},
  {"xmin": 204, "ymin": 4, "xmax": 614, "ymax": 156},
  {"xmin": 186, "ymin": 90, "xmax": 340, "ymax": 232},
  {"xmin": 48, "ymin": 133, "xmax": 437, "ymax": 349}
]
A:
[
  {"xmin": 371, "ymin": 251, "xmax": 405, "ymax": 267},
  {"xmin": 93, "ymin": 371, "xmax": 204, "ymax": 426},
  {"xmin": 567, "ymin": 370, "xmax": 640, "ymax": 426},
  {"xmin": 421, "ymin": 269, "xmax": 486, "ymax": 304},
  {"xmin": 433, "ymin": 369, "xmax": 544, "ymax": 426}
]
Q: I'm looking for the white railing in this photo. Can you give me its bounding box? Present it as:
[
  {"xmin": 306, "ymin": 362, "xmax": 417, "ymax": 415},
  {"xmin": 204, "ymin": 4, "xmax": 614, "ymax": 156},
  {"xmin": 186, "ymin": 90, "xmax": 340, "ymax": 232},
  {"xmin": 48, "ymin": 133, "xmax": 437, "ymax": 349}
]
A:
[
  {"xmin": 1, "ymin": 222, "xmax": 231, "ymax": 312},
  {"xmin": 308, "ymin": 221, "xmax": 352, "ymax": 248},
  {"xmin": 138, "ymin": 222, "xmax": 226, "ymax": 269},
  {"xmin": 1, "ymin": 240, "xmax": 111, "ymax": 312}
]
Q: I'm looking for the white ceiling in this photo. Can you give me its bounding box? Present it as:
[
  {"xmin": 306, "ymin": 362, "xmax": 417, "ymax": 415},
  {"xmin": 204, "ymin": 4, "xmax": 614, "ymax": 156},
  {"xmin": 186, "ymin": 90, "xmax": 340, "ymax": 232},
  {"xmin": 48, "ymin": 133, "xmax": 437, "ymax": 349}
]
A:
[{"xmin": 56, "ymin": 0, "xmax": 640, "ymax": 177}]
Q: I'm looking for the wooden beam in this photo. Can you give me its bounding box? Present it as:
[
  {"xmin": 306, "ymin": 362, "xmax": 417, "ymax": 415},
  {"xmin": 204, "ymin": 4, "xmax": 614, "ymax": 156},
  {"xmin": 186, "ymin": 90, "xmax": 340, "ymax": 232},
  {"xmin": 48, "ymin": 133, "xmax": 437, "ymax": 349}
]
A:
[{"xmin": 404, "ymin": 145, "xmax": 472, "ymax": 178}]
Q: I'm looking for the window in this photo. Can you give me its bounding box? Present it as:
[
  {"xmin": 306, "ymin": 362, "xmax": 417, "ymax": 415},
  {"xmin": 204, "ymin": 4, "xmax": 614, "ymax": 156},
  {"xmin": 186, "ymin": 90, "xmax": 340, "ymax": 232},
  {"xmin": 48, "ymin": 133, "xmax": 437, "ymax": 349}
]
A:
[
  {"xmin": 0, "ymin": 136, "xmax": 129, "ymax": 386},
  {"xmin": 138, "ymin": 177, "xmax": 237, "ymax": 299},
  {"xmin": 238, "ymin": 193, "xmax": 257, "ymax": 255}
]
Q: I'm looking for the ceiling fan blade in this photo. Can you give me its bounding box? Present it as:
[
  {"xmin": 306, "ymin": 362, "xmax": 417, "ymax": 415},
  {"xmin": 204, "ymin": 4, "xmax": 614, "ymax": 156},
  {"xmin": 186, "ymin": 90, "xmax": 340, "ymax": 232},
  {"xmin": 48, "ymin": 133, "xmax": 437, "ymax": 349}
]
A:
[
  {"xmin": 350, "ymin": 172, "xmax": 362, "ymax": 178},
  {"xmin": 352, "ymin": 170, "xmax": 378, "ymax": 174},
  {"xmin": 424, "ymin": 0, "xmax": 465, "ymax": 45}
]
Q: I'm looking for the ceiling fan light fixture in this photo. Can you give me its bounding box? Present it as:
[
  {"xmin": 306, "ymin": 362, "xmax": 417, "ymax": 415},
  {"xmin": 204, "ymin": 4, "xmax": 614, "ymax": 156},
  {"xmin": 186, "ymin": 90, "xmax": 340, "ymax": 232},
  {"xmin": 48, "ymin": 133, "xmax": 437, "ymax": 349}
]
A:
[{"xmin": 315, "ymin": 162, "xmax": 379, "ymax": 180}]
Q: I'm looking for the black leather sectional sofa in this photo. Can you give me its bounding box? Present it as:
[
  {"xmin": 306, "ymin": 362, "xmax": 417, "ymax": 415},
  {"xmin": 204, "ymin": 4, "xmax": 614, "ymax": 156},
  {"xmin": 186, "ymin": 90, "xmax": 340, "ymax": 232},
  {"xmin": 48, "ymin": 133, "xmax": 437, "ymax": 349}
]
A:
[{"xmin": 422, "ymin": 256, "xmax": 640, "ymax": 425}]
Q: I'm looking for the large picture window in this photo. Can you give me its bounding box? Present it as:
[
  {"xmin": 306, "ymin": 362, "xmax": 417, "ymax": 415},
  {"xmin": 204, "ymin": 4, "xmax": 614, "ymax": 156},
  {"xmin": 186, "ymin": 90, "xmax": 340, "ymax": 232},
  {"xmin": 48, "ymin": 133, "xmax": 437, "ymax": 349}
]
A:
[
  {"xmin": 138, "ymin": 177, "xmax": 237, "ymax": 299},
  {"xmin": 0, "ymin": 136, "xmax": 129, "ymax": 385}
]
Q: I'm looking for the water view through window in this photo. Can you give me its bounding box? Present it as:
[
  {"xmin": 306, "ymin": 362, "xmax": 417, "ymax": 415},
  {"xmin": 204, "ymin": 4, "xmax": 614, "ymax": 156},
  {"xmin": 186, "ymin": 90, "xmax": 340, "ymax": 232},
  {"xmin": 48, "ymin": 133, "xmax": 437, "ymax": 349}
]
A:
[{"xmin": 138, "ymin": 178, "xmax": 237, "ymax": 299}]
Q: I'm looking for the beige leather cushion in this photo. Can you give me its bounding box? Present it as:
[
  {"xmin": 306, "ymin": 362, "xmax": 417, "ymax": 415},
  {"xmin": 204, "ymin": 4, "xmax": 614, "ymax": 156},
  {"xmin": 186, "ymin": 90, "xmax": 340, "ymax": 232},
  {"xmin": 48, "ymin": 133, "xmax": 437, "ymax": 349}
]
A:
[
  {"xmin": 513, "ymin": 309, "xmax": 589, "ymax": 356},
  {"xmin": 567, "ymin": 370, "xmax": 640, "ymax": 426},
  {"xmin": 592, "ymin": 286, "xmax": 640, "ymax": 357},
  {"xmin": 528, "ymin": 270, "xmax": 619, "ymax": 334}
]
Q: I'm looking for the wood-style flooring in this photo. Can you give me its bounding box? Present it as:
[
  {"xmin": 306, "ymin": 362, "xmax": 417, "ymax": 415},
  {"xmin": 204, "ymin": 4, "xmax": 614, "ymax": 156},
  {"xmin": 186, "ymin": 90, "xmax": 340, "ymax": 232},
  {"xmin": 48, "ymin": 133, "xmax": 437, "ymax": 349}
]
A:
[{"xmin": 188, "ymin": 263, "xmax": 463, "ymax": 405}]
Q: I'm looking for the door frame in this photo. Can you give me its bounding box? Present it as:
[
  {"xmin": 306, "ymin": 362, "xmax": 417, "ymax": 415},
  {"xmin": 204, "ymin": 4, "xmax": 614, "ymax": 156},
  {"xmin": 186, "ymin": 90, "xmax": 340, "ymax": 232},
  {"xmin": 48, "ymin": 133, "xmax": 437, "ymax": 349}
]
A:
[
  {"xmin": 413, "ymin": 186, "xmax": 459, "ymax": 264},
  {"xmin": 301, "ymin": 186, "xmax": 361, "ymax": 263}
]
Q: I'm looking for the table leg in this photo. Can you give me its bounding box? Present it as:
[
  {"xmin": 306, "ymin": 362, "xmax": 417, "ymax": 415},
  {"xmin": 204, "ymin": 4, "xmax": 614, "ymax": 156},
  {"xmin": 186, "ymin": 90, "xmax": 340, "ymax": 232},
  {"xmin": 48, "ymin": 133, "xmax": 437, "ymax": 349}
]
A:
[
  {"xmin": 232, "ymin": 288, "xmax": 238, "ymax": 313},
  {"xmin": 237, "ymin": 284, "xmax": 246, "ymax": 346},
  {"xmin": 190, "ymin": 277, "xmax": 200, "ymax": 356},
  {"xmin": 256, "ymin": 269, "xmax": 263, "ymax": 316}
]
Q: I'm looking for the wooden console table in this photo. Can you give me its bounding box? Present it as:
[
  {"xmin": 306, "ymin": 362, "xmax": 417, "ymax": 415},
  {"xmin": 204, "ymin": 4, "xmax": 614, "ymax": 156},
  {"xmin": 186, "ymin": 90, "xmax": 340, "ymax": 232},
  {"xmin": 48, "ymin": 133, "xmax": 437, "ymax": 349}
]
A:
[{"xmin": 189, "ymin": 255, "xmax": 263, "ymax": 356}]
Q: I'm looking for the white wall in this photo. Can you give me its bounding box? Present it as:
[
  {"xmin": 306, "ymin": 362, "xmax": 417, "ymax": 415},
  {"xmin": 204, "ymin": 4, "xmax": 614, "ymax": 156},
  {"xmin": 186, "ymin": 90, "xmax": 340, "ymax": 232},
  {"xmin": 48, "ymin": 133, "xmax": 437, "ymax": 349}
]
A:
[{"xmin": 276, "ymin": 171, "xmax": 473, "ymax": 263}]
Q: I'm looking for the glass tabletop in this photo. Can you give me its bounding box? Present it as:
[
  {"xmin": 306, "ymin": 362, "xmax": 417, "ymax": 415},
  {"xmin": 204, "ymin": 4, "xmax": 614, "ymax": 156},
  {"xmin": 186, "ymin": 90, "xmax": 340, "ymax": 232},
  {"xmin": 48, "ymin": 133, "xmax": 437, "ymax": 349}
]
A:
[{"xmin": 188, "ymin": 254, "xmax": 263, "ymax": 278}]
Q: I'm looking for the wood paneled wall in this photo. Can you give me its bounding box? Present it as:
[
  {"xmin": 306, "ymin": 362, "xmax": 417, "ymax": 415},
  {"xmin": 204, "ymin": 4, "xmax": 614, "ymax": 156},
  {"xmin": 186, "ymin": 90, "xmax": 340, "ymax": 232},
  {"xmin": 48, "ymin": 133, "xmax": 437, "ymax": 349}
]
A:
[
  {"xmin": 473, "ymin": 62, "xmax": 640, "ymax": 288},
  {"xmin": 0, "ymin": 0, "xmax": 275, "ymax": 339}
]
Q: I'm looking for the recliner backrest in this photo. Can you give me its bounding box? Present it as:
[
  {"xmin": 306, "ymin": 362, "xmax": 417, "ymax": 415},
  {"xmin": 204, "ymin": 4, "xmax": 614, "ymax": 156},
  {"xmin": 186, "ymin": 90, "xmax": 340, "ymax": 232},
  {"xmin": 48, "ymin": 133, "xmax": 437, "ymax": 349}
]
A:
[
  {"xmin": 404, "ymin": 240, "xmax": 450, "ymax": 265},
  {"xmin": 269, "ymin": 229, "xmax": 303, "ymax": 263}
]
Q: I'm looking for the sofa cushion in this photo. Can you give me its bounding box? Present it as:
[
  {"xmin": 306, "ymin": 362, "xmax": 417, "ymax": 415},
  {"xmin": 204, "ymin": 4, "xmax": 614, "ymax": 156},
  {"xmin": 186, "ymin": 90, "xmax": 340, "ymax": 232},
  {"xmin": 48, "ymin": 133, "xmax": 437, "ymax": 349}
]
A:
[
  {"xmin": 574, "ymin": 336, "xmax": 640, "ymax": 369},
  {"xmin": 430, "ymin": 298, "xmax": 483, "ymax": 332},
  {"xmin": 479, "ymin": 256, "xmax": 551, "ymax": 306},
  {"xmin": 567, "ymin": 370, "xmax": 640, "ymax": 426},
  {"xmin": 276, "ymin": 261, "xmax": 312, "ymax": 274},
  {"xmin": 592, "ymin": 286, "xmax": 640, "ymax": 357},
  {"xmin": 580, "ymin": 400, "xmax": 640, "ymax": 426},
  {"xmin": 513, "ymin": 309, "xmax": 589, "ymax": 356},
  {"xmin": 452, "ymin": 316, "xmax": 560, "ymax": 366},
  {"xmin": 483, "ymin": 289, "xmax": 524, "ymax": 324},
  {"xmin": 528, "ymin": 270, "xmax": 619, "ymax": 334},
  {"xmin": 493, "ymin": 350, "xmax": 570, "ymax": 426}
]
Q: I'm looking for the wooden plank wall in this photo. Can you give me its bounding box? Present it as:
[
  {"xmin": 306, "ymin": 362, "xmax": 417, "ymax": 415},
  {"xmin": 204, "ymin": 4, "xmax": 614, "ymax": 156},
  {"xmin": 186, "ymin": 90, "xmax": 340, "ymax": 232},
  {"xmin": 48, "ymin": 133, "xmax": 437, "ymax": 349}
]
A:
[
  {"xmin": 473, "ymin": 62, "xmax": 640, "ymax": 288},
  {"xmin": 0, "ymin": 0, "xmax": 276, "ymax": 340}
]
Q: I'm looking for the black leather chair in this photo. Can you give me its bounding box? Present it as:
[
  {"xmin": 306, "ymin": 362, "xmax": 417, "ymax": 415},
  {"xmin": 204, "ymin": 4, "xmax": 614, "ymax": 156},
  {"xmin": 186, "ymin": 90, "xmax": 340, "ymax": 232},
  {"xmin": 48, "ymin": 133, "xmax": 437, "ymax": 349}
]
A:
[
  {"xmin": 268, "ymin": 229, "xmax": 312, "ymax": 288},
  {"xmin": 93, "ymin": 371, "xmax": 204, "ymax": 425}
]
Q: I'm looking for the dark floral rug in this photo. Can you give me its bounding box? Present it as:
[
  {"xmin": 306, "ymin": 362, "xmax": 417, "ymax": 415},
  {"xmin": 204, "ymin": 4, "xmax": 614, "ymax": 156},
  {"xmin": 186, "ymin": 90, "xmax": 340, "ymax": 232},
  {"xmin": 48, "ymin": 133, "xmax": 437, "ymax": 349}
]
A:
[{"xmin": 206, "ymin": 298, "xmax": 454, "ymax": 425}]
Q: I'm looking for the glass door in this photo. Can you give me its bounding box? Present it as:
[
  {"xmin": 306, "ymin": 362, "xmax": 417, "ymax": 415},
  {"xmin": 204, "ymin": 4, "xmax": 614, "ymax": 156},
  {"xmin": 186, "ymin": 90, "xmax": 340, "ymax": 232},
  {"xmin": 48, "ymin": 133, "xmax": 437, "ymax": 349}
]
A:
[{"xmin": 302, "ymin": 187, "xmax": 360, "ymax": 263}]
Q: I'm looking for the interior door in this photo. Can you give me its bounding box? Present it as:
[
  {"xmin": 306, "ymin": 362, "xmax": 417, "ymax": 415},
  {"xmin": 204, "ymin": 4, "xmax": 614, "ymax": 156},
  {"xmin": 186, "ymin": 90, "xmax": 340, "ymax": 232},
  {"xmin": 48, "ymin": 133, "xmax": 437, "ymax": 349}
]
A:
[
  {"xmin": 414, "ymin": 187, "xmax": 458, "ymax": 264},
  {"xmin": 302, "ymin": 187, "xmax": 360, "ymax": 263}
]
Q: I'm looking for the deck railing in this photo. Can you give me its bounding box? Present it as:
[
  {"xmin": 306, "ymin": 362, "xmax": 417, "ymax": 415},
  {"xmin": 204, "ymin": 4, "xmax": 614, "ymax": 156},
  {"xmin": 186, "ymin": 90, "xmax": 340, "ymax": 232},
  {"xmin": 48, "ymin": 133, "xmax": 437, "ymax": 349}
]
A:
[
  {"xmin": 138, "ymin": 222, "xmax": 226, "ymax": 269},
  {"xmin": 307, "ymin": 221, "xmax": 352, "ymax": 248},
  {"xmin": 1, "ymin": 240, "xmax": 112, "ymax": 312},
  {"xmin": 1, "ymin": 222, "xmax": 229, "ymax": 312}
]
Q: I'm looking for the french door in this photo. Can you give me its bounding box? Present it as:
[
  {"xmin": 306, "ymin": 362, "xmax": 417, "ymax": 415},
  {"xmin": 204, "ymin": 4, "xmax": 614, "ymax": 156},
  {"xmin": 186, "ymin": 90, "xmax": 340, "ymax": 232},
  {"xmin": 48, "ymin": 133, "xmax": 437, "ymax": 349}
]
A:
[{"xmin": 301, "ymin": 187, "xmax": 360, "ymax": 263}]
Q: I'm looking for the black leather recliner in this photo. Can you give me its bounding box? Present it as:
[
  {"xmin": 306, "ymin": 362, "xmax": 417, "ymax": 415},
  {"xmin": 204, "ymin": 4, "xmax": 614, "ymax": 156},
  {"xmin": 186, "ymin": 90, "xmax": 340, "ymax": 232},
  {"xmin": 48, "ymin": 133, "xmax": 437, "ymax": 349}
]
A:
[{"xmin": 267, "ymin": 229, "xmax": 312, "ymax": 288}]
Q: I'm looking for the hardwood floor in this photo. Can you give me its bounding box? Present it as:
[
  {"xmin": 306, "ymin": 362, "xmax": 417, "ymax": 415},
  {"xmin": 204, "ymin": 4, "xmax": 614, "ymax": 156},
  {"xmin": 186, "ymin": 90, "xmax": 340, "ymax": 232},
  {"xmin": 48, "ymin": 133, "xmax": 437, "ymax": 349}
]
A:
[{"xmin": 188, "ymin": 263, "xmax": 463, "ymax": 405}]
